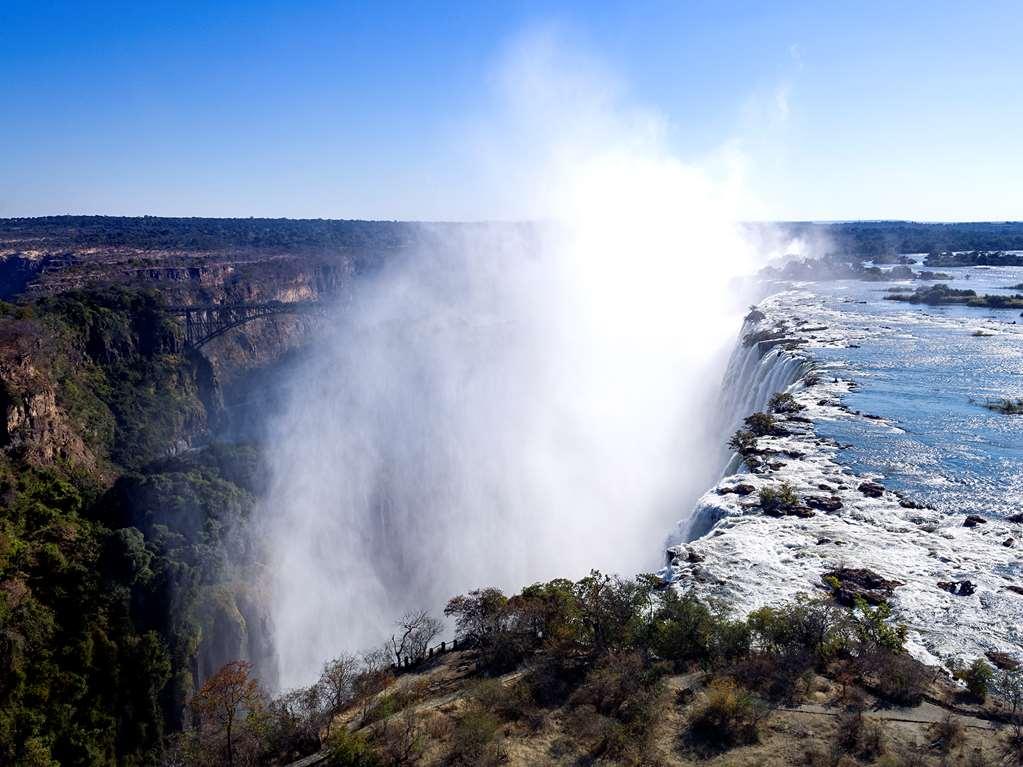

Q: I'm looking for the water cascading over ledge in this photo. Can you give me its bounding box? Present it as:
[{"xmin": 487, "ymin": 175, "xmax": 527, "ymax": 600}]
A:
[{"xmin": 677, "ymin": 316, "xmax": 811, "ymax": 542}]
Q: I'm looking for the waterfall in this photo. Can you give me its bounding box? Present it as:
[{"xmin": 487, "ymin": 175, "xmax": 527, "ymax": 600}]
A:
[{"xmin": 671, "ymin": 318, "xmax": 810, "ymax": 543}]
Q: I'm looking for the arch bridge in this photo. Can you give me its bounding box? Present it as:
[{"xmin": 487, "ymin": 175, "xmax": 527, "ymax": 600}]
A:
[{"xmin": 165, "ymin": 300, "xmax": 321, "ymax": 348}]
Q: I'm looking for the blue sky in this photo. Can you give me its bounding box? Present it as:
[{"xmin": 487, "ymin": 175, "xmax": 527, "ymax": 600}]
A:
[{"xmin": 2, "ymin": 1, "xmax": 1021, "ymax": 221}]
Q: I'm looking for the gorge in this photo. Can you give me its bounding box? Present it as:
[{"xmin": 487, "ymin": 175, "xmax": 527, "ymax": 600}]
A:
[{"xmin": 2, "ymin": 218, "xmax": 1023, "ymax": 765}]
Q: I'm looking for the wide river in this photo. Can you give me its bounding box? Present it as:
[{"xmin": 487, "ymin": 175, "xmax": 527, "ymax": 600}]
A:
[{"xmin": 794, "ymin": 260, "xmax": 1023, "ymax": 523}]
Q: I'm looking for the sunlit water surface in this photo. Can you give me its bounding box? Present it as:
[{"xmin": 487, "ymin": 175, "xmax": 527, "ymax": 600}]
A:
[{"xmin": 800, "ymin": 261, "xmax": 1023, "ymax": 520}]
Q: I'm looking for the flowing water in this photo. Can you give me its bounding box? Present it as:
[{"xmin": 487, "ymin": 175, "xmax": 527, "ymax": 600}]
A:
[
  {"xmin": 788, "ymin": 262, "xmax": 1023, "ymax": 521},
  {"xmin": 668, "ymin": 259, "xmax": 1023, "ymax": 665}
]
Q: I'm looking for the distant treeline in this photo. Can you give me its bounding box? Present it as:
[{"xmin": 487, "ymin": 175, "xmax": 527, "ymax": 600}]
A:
[
  {"xmin": 4, "ymin": 216, "xmax": 1023, "ymax": 257},
  {"xmin": 754, "ymin": 221, "xmax": 1023, "ymax": 257},
  {"xmin": 0, "ymin": 215, "xmax": 425, "ymax": 252}
]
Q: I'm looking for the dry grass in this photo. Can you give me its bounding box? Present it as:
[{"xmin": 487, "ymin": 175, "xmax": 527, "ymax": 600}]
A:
[{"xmin": 325, "ymin": 649, "xmax": 1009, "ymax": 767}]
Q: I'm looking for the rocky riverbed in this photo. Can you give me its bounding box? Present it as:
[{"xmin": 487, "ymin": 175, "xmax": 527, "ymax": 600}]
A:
[{"xmin": 663, "ymin": 290, "xmax": 1023, "ymax": 671}]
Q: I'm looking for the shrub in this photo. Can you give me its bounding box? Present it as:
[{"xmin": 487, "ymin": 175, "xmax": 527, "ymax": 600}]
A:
[
  {"xmin": 374, "ymin": 709, "xmax": 425, "ymax": 767},
  {"xmin": 728, "ymin": 428, "xmax": 758, "ymax": 455},
  {"xmin": 732, "ymin": 652, "xmax": 814, "ymax": 703},
  {"xmin": 362, "ymin": 694, "xmax": 402, "ymax": 725},
  {"xmin": 708, "ymin": 617, "xmax": 753, "ymax": 668},
  {"xmin": 524, "ymin": 652, "xmax": 586, "ymax": 706},
  {"xmin": 513, "ymin": 578, "xmax": 579, "ymax": 646},
  {"xmin": 759, "ymin": 482, "xmax": 801, "ymax": 515},
  {"xmin": 325, "ymin": 729, "xmax": 381, "ymax": 767},
  {"xmin": 444, "ymin": 588, "xmax": 509, "ymax": 649},
  {"xmin": 834, "ymin": 711, "xmax": 887, "ymax": 761},
  {"xmin": 852, "ymin": 598, "xmax": 907, "ymax": 653},
  {"xmin": 647, "ymin": 589, "xmax": 715, "ymax": 668},
  {"xmin": 867, "ymin": 651, "xmax": 935, "ymax": 706},
  {"xmin": 686, "ymin": 678, "xmax": 766, "ymax": 751},
  {"xmin": 448, "ymin": 708, "xmax": 504, "ymax": 767},
  {"xmin": 769, "ymin": 392, "xmax": 803, "ymax": 414},
  {"xmin": 744, "ymin": 411, "xmax": 779, "ymax": 436},
  {"xmin": 362, "ymin": 681, "xmax": 429, "ymax": 725},
  {"xmin": 748, "ymin": 597, "xmax": 852, "ymax": 665},
  {"xmin": 572, "ymin": 570, "xmax": 653, "ymax": 655},
  {"xmin": 992, "ymin": 668, "xmax": 1023, "ymax": 743},
  {"xmin": 570, "ymin": 651, "xmax": 666, "ymax": 721},
  {"xmin": 929, "ymin": 713, "xmax": 964, "ymax": 756},
  {"xmin": 469, "ymin": 678, "xmax": 530, "ymax": 721},
  {"xmin": 445, "ymin": 587, "xmax": 530, "ymax": 672},
  {"xmin": 955, "ymin": 658, "xmax": 994, "ymax": 701}
]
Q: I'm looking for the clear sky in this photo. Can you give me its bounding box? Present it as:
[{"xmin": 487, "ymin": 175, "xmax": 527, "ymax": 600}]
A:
[{"xmin": 2, "ymin": 1, "xmax": 1021, "ymax": 221}]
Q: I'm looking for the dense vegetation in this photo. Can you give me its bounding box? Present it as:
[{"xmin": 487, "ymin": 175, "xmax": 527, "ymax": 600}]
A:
[
  {"xmin": 3, "ymin": 263, "xmax": 1022, "ymax": 764},
  {"xmin": 0, "ymin": 217, "xmax": 421, "ymax": 253},
  {"xmin": 762, "ymin": 221, "xmax": 1023, "ymax": 257},
  {"xmin": 0, "ymin": 288, "xmax": 265, "ymax": 765},
  {"xmin": 169, "ymin": 572, "xmax": 1023, "ymax": 766},
  {"xmin": 3, "ymin": 217, "xmax": 1022, "ymax": 258},
  {"xmin": 884, "ymin": 283, "xmax": 1023, "ymax": 308},
  {"xmin": 983, "ymin": 397, "xmax": 1023, "ymax": 415},
  {"xmin": 924, "ymin": 251, "xmax": 1023, "ymax": 268}
]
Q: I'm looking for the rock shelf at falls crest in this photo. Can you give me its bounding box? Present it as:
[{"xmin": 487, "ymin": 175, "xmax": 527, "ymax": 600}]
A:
[{"xmin": 662, "ymin": 290, "xmax": 1023, "ymax": 670}]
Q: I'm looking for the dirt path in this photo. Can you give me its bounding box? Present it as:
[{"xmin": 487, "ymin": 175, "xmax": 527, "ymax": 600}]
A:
[{"xmin": 778, "ymin": 700, "xmax": 999, "ymax": 731}]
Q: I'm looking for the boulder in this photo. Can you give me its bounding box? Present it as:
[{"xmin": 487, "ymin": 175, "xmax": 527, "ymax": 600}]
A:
[
  {"xmin": 858, "ymin": 481, "xmax": 885, "ymax": 498},
  {"xmin": 763, "ymin": 504, "xmax": 815, "ymax": 519},
  {"xmin": 717, "ymin": 483, "xmax": 756, "ymax": 496},
  {"xmin": 937, "ymin": 580, "xmax": 976, "ymax": 596},
  {"xmin": 822, "ymin": 567, "xmax": 903, "ymax": 606},
  {"xmin": 682, "ymin": 548, "xmax": 705, "ymax": 563},
  {"xmin": 1007, "ymin": 512, "xmax": 1023, "ymax": 523},
  {"xmin": 805, "ymin": 495, "xmax": 843, "ymax": 512},
  {"xmin": 986, "ymin": 651, "xmax": 1020, "ymax": 671},
  {"xmin": 963, "ymin": 515, "xmax": 987, "ymax": 528}
]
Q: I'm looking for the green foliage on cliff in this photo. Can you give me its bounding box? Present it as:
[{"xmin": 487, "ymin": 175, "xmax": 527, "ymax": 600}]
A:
[
  {"xmin": 0, "ymin": 287, "xmax": 264, "ymax": 764},
  {"xmin": 38, "ymin": 288, "xmax": 210, "ymax": 470},
  {"xmin": 0, "ymin": 459, "xmax": 174, "ymax": 765}
]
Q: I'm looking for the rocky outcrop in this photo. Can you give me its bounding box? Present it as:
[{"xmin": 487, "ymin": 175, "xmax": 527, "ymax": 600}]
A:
[
  {"xmin": 717, "ymin": 483, "xmax": 755, "ymax": 496},
  {"xmin": 857, "ymin": 481, "xmax": 885, "ymax": 498},
  {"xmin": 805, "ymin": 495, "xmax": 843, "ymax": 512},
  {"xmin": 822, "ymin": 567, "xmax": 903, "ymax": 606},
  {"xmin": 0, "ymin": 321, "xmax": 98, "ymax": 473},
  {"xmin": 937, "ymin": 580, "xmax": 976, "ymax": 597},
  {"xmin": 662, "ymin": 291, "xmax": 1023, "ymax": 672}
]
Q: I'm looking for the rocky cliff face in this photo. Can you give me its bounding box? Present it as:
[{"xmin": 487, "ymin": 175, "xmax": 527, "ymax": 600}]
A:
[
  {"xmin": 0, "ymin": 287, "xmax": 290, "ymax": 753},
  {"xmin": 0, "ymin": 314, "xmax": 101, "ymax": 475}
]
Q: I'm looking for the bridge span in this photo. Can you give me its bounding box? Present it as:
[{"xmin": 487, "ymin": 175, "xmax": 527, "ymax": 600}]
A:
[{"xmin": 165, "ymin": 300, "xmax": 321, "ymax": 348}]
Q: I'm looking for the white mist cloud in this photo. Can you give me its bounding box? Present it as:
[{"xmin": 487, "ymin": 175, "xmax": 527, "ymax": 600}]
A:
[{"xmin": 261, "ymin": 28, "xmax": 765, "ymax": 688}]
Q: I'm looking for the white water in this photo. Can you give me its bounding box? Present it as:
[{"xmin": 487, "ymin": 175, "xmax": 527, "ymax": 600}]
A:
[
  {"xmin": 664, "ymin": 291, "xmax": 1023, "ymax": 670},
  {"xmin": 257, "ymin": 34, "xmax": 776, "ymax": 689}
]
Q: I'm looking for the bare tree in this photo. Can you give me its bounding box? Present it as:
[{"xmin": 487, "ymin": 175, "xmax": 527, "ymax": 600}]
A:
[
  {"xmin": 355, "ymin": 647, "xmax": 395, "ymax": 723},
  {"xmin": 390, "ymin": 610, "xmax": 444, "ymax": 667},
  {"xmin": 994, "ymin": 668, "xmax": 1023, "ymax": 743},
  {"xmin": 265, "ymin": 684, "xmax": 324, "ymax": 758},
  {"xmin": 317, "ymin": 652, "xmax": 359, "ymax": 738}
]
